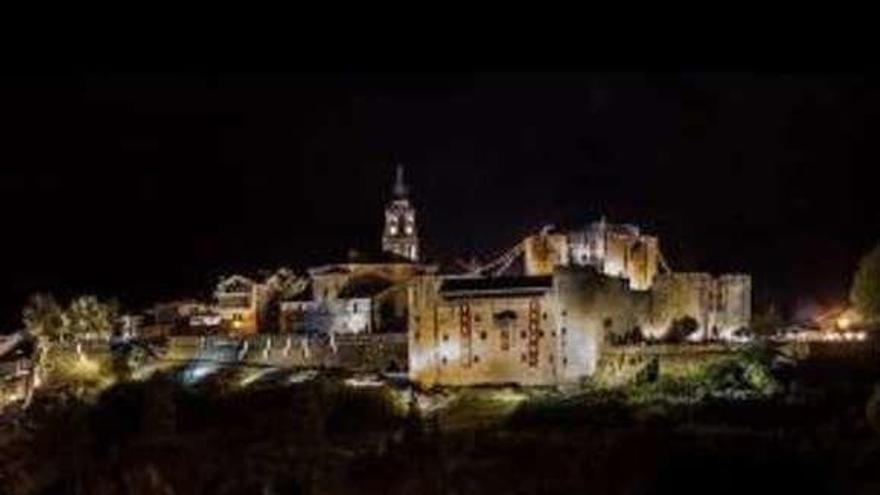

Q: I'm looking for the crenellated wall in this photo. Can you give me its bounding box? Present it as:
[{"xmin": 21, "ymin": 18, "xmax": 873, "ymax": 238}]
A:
[{"xmin": 523, "ymin": 223, "xmax": 661, "ymax": 291}]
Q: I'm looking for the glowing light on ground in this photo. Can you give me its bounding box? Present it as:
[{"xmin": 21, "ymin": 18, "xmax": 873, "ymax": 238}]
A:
[
  {"xmin": 238, "ymin": 368, "xmax": 274, "ymax": 387},
  {"xmin": 344, "ymin": 375, "xmax": 385, "ymax": 388},
  {"xmin": 288, "ymin": 370, "xmax": 319, "ymax": 384},
  {"xmin": 181, "ymin": 362, "xmax": 220, "ymax": 385}
]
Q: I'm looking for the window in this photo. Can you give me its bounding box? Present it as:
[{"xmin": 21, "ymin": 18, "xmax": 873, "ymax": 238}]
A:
[
  {"xmin": 441, "ymin": 357, "xmax": 447, "ymax": 365},
  {"xmin": 520, "ymin": 331, "xmax": 527, "ymax": 339},
  {"xmin": 443, "ymin": 334, "xmax": 449, "ymax": 342},
  {"xmin": 542, "ymin": 312, "xmax": 548, "ymax": 320},
  {"xmin": 521, "ymin": 353, "xmax": 527, "ymax": 362},
  {"xmin": 352, "ymin": 303, "xmax": 358, "ymax": 312},
  {"xmin": 561, "ymin": 327, "xmax": 567, "ymax": 335},
  {"xmin": 473, "ymin": 355, "xmax": 480, "ymax": 363},
  {"xmin": 474, "ymin": 314, "xmax": 481, "ymax": 323},
  {"xmin": 480, "ymin": 331, "xmax": 487, "ymax": 340}
]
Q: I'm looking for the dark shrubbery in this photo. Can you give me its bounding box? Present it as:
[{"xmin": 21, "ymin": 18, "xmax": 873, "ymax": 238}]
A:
[
  {"xmin": 608, "ymin": 326, "xmax": 644, "ymax": 346},
  {"xmin": 665, "ymin": 316, "xmax": 699, "ymax": 343},
  {"xmin": 699, "ymin": 342, "xmax": 784, "ymax": 397}
]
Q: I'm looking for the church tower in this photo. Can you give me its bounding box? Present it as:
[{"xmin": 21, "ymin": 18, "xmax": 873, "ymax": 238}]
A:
[{"xmin": 382, "ymin": 164, "xmax": 419, "ymax": 261}]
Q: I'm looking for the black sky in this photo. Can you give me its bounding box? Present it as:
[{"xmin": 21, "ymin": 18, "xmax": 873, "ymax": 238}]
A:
[{"xmin": 2, "ymin": 72, "xmax": 879, "ymax": 328}]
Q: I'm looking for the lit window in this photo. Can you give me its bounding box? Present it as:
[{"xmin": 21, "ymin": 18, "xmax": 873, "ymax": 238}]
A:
[
  {"xmin": 389, "ymin": 225, "xmax": 398, "ymax": 235},
  {"xmin": 405, "ymin": 225, "xmax": 413, "ymax": 235}
]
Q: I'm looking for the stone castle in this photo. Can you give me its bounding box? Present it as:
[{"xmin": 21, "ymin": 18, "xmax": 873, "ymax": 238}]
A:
[{"xmin": 145, "ymin": 164, "xmax": 751, "ymax": 388}]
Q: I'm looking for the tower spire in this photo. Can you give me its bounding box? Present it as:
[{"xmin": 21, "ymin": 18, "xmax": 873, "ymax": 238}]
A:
[
  {"xmin": 383, "ymin": 162, "xmax": 419, "ymax": 262},
  {"xmin": 393, "ymin": 163, "xmax": 408, "ymax": 198}
]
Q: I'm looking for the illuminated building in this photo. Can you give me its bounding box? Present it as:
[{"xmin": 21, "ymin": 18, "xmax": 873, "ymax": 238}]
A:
[
  {"xmin": 524, "ymin": 218, "xmax": 661, "ymax": 291},
  {"xmin": 280, "ymin": 252, "xmax": 436, "ymax": 334},
  {"xmin": 408, "ymin": 267, "xmax": 640, "ymax": 387},
  {"xmin": 278, "ymin": 166, "xmax": 436, "ymax": 334},
  {"xmin": 382, "ymin": 164, "xmax": 419, "ymax": 262},
  {"xmin": 213, "ymin": 275, "xmax": 274, "ymax": 335}
]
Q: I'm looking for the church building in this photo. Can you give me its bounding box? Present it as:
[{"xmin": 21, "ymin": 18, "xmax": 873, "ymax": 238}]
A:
[
  {"xmin": 382, "ymin": 164, "xmax": 419, "ymax": 262},
  {"xmin": 279, "ymin": 164, "xmax": 435, "ymax": 334}
]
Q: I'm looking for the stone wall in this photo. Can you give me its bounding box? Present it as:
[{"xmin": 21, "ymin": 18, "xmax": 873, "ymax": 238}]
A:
[
  {"xmin": 524, "ymin": 226, "xmax": 660, "ymax": 291},
  {"xmin": 594, "ymin": 344, "xmax": 737, "ymax": 387},
  {"xmin": 646, "ymin": 272, "xmax": 751, "ymax": 340},
  {"xmin": 408, "ymin": 279, "xmax": 560, "ymax": 387},
  {"xmin": 166, "ymin": 333, "xmax": 408, "ymax": 373},
  {"xmin": 407, "ymin": 267, "xmax": 641, "ymax": 387},
  {"xmin": 523, "ymin": 234, "xmax": 569, "ymax": 276}
]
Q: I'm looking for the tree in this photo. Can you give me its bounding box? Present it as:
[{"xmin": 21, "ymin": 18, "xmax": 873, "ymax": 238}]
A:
[
  {"xmin": 21, "ymin": 293, "xmax": 65, "ymax": 406},
  {"xmin": 851, "ymin": 243, "xmax": 880, "ymax": 323},
  {"xmin": 22, "ymin": 293, "xmax": 65, "ymax": 341},
  {"xmin": 63, "ymin": 296, "xmax": 118, "ymax": 340}
]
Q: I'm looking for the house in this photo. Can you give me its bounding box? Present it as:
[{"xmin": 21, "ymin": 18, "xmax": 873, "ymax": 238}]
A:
[{"xmin": 213, "ymin": 275, "xmax": 275, "ymax": 335}]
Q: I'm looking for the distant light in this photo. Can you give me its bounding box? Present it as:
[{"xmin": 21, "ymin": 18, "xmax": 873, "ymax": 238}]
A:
[
  {"xmin": 288, "ymin": 370, "xmax": 318, "ymax": 384},
  {"xmin": 344, "ymin": 375, "xmax": 385, "ymax": 388}
]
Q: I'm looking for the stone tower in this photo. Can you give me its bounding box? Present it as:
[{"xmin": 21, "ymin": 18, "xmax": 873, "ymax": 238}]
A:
[{"xmin": 382, "ymin": 164, "xmax": 419, "ymax": 261}]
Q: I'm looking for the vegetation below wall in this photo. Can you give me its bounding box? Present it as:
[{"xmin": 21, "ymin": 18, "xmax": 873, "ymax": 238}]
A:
[
  {"xmin": 591, "ymin": 343, "xmax": 799, "ymax": 416},
  {"xmin": 5, "ymin": 341, "xmax": 880, "ymax": 494},
  {"xmin": 3, "ymin": 348, "xmax": 880, "ymax": 494}
]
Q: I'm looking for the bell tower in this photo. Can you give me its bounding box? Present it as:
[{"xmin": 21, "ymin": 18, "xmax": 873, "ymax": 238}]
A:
[{"xmin": 382, "ymin": 164, "xmax": 419, "ymax": 261}]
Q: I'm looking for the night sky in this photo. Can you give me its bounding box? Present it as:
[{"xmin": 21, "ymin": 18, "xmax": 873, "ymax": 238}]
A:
[{"xmin": 2, "ymin": 72, "xmax": 879, "ymax": 329}]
